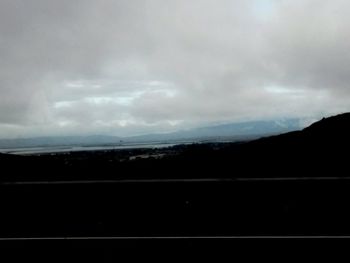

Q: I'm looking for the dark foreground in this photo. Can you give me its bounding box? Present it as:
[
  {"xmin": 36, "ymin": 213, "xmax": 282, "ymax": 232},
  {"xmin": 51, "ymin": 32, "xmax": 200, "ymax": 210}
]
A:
[
  {"xmin": 1, "ymin": 113, "xmax": 350, "ymax": 258},
  {"xmin": 1, "ymin": 178, "xmax": 350, "ymax": 238},
  {"xmin": 1, "ymin": 178, "xmax": 350, "ymax": 260}
]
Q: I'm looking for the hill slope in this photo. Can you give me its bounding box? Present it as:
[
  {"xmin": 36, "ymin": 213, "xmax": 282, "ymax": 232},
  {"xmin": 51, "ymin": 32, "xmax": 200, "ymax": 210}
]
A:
[{"xmin": 0, "ymin": 113, "xmax": 348, "ymax": 181}]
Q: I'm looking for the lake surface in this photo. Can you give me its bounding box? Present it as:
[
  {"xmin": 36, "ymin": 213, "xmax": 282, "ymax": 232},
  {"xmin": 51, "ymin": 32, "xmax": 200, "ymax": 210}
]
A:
[{"xmin": 0, "ymin": 142, "xmax": 181, "ymax": 155}]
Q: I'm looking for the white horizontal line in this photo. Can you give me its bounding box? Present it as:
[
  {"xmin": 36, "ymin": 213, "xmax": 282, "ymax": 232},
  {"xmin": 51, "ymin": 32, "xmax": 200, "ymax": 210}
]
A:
[
  {"xmin": 1, "ymin": 177, "xmax": 350, "ymax": 186},
  {"xmin": 0, "ymin": 236, "xmax": 350, "ymax": 241},
  {"xmin": 237, "ymin": 177, "xmax": 350, "ymax": 182}
]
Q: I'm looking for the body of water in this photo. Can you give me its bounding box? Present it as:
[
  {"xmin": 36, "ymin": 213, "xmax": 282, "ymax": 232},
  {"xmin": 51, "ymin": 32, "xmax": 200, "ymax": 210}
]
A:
[{"xmin": 0, "ymin": 143, "xmax": 181, "ymax": 155}]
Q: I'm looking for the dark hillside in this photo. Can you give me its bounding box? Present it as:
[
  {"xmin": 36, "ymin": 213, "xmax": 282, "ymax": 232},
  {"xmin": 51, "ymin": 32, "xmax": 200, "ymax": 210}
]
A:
[{"xmin": 1, "ymin": 113, "xmax": 349, "ymax": 182}]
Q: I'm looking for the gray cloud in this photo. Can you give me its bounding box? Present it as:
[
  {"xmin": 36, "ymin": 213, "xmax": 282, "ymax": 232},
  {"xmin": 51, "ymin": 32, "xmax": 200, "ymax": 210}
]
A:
[{"xmin": 1, "ymin": 0, "xmax": 350, "ymax": 138}]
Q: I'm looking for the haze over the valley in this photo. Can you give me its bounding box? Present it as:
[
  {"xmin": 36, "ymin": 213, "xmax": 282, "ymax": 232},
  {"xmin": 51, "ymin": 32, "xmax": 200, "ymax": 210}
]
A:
[{"xmin": 1, "ymin": 0, "xmax": 350, "ymax": 139}]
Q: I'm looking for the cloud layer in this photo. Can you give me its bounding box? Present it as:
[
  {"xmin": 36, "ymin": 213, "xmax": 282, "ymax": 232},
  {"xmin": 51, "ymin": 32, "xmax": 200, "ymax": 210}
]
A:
[{"xmin": 1, "ymin": 0, "xmax": 350, "ymax": 138}]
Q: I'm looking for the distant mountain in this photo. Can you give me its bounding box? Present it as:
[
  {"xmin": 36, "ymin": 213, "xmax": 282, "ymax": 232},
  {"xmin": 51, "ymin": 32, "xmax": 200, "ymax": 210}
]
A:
[
  {"xmin": 129, "ymin": 119, "xmax": 301, "ymax": 142},
  {"xmin": 0, "ymin": 119, "xmax": 302, "ymax": 149}
]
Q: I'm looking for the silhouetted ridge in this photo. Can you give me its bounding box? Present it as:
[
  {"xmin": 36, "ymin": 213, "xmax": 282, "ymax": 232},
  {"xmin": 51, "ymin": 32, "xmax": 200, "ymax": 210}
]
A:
[
  {"xmin": 249, "ymin": 112, "xmax": 350, "ymax": 145},
  {"xmin": 1, "ymin": 112, "xmax": 350, "ymax": 182},
  {"xmin": 294, "ymin": 112, "xmax": 350, "ymax": 147},
  {"xmin": 303, "ymin": 112, "xmax": 350, "ymax": 136}
]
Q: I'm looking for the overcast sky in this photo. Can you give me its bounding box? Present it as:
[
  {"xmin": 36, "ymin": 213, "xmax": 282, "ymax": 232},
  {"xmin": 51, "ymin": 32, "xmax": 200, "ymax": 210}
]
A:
[{"xmin": 1, "ymin": 0, "xmax": 350, "ymax": 138}]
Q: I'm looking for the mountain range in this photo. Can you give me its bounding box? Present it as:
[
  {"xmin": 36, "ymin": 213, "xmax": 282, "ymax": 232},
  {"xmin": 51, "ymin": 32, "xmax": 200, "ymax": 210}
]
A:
[{"xmin": 0, "ymin": 118, "xmax": 301, "ymax": 149}]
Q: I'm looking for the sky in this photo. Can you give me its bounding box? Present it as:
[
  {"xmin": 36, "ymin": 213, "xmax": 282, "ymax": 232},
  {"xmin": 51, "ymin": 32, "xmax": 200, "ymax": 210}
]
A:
[{"xmin": 1, "ymin": 0, "xmax": 350, "ymax": 138}]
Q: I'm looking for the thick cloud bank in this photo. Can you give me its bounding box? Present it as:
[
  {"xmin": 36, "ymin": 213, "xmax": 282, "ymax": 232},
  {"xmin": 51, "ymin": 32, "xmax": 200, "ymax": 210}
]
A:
[{"xmin": 0, "ymin": 0, "xmax": 349, "ymax": 138}]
